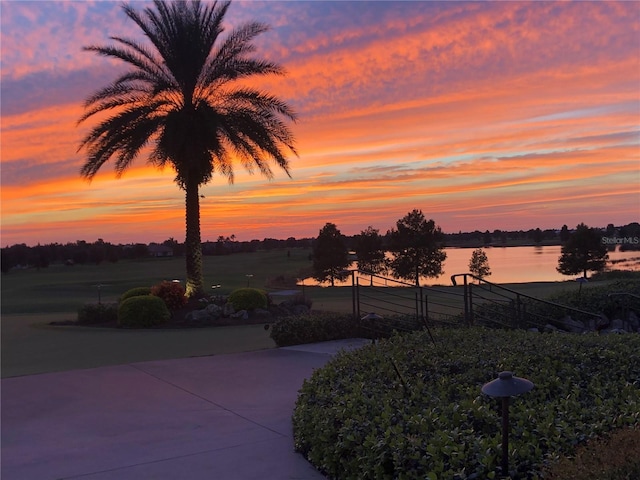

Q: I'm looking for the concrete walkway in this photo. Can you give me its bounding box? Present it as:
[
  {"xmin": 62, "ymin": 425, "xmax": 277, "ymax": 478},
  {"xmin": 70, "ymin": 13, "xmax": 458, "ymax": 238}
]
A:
[{"xmin": 1, "ymin": 339, "xmax": 370, "ymax": 480}]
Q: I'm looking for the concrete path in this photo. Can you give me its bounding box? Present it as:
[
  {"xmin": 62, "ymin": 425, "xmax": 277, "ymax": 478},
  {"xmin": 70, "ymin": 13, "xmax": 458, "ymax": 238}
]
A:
[{"xmin": 1, "ymin": 339, "xmax": 370, "ymax": 480}]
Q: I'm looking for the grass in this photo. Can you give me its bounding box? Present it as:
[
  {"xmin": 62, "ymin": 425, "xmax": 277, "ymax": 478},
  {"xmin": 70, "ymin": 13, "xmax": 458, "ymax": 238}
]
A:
[
  {"xmin": 1, "ymin": 249, "xmax": 630, "ymax": 380},
  {"xmin": 2, "ymin": 247, "xmax": 615, "ymax": 316},
  {"xmin": 1, "ymin": 248, "xmax": 313, "ymax": 315},
  {"xmin": 1, "ymin": 313, "xmax": 275, "ymax": 378}
]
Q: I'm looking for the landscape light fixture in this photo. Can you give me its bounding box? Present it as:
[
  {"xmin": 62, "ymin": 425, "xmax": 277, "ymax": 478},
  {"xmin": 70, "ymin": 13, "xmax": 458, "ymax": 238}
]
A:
[
  {"xmin": 481, "ymin": 371, "xmax": 534, "ymax": 477},
  {"xmin": 245, "ymin": 274, "xmax": 253, "ymax": 286}
]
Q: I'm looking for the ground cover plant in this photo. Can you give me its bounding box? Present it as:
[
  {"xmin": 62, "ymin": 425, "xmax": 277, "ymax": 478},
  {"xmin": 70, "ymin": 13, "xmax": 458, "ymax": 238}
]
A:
[{"xmin": 293, "ymin": 328, "xmax": 640, "ymax": 479}]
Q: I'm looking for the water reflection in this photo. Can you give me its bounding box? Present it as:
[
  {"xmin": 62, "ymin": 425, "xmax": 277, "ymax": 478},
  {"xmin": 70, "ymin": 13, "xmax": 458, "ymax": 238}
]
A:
[{"xmin": 301, "ymin": 245, "xmax": 640, "ymax": 287}]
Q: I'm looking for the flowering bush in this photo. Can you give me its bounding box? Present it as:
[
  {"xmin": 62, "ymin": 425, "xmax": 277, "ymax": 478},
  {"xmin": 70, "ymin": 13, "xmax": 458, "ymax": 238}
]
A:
[{"xmin": 151, "ymin": 280, "xmax": 187, "ymax": 311}]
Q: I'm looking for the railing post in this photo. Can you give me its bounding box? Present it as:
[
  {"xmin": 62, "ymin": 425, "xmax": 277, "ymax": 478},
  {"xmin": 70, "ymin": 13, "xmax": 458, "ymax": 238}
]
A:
[
  {"xmin": 355, "ymin": 275, "xmax": 361, "ymax": 319},
  {"xmin": 468, "ymin": 281, "xmax": 475, "ymax": 326},
  {"xmin": 350, "ymin": 270, "xmax": 357, "ymax": 321},
  {"xmin": 462, "ymin": 275, "xmax": 470, "ymax": 325}
]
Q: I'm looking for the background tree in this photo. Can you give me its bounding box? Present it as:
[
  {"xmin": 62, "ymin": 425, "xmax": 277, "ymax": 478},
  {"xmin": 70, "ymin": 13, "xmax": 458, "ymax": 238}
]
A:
[
  {"xmin": 354, "ymin": 226, "xmax": 387, "ymax": 284},
  {"xmin": 77, "ymin": 0, "xmax": 297, "ymax": 297},
  {"xmin": 312, "ymin": 223, "xmax": 350, "ymax": 286},
  {"xmin": 387, "ymin": 209, "xmax": 446, "ymax": 287},
  {"xmin": 468, "ymin": 248, "xmax": 491, "ymax": 280},
  {"xmin": 557, "ymin": 223, "xmax": 608, "ymax": 279}
]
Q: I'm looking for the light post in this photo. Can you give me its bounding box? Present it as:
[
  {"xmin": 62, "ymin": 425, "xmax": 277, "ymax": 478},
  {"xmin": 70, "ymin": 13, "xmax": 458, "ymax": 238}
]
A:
[{"xmin": 481, "ymin": 371, "xmax": 534, "ymax": 477}]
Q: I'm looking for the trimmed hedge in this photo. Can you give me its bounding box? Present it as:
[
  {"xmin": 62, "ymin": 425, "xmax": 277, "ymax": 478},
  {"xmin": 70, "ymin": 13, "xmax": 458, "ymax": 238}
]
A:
[
  {"xmin": 293, "ymin": 328, "xmax": 640, "ymax": 479},
  {"xmin": 270, "ymin": 313, "xmax": 362, "ymax": 347},
  {"xmin": 117, "ymin": 295, "xmax": 170, "ymax": 328},
  {"xmin": 77, "ymin": 302, "xmax": 118, "ymax": 324},
  {"xmin": 120, "ymin": 286, "xmax": 152, "ymax": 302},
  {"xmin": 228, "ymin": 288, "xmax": 268, "ymax": 311}
]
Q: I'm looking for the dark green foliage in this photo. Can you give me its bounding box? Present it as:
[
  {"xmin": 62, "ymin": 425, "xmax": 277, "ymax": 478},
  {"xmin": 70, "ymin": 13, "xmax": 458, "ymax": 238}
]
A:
[
  {"xmin": 540, "ymin": 279, "xmax": 640, "ymax": 316},
  {"xmin": 117, "ymin": 295, "xmax": 170, "ymax": 328},
  {"xmin": 228, "ymin": 288, "xmax": 268, "ymax": 311},
  {"xmin": 469, "ymin": 248, "xmax": 491, "ymax": 279},
  {"xmin": 151, "ymin": 280, "xmax": 187, "ymax": 311},
  {"xmin": 387, "ymin": 209, "xmax": 446, "ymax": 286},
  {"xmin": 355, "ymin": 226, "xmax": 387, "ymax": 277},
  {"xmin": 293, "ymin": 328, "xmax": 640, "ymax": 479},
  {"xmin": 270, "ymin": 313, "xmax": 361, "ymax": 347},
  {"xmin": 77, "ymin": 303, "xmax": 118, "ymax": 324},
  {"xmin": 312, "ymin": 223, "xmax": 350, "ymax": 286},
  {"xmin": 557, "ymin": 223, "xmax": 609, "ymax": 278},
  {"xmin": 120, "ymin": 287, "xmax": 152, "ymax": 302}
]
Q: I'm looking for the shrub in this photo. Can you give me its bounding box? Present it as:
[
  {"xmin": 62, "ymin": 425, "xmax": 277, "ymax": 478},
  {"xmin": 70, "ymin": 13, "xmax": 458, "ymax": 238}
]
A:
[
  {"xmin": 293, "ymin": 328, "xmax": 640, "ymax": 479},
  {"xmin": 120, "ymin": 286, "xmax": 152, "ymax": 302},
  {"xmin": 77, "ymin": 302, "xmax": 118, "ymax": 324},
  {"xmin": 270, "ymin": 312, "xmax": 361, "ymax": 347},
  {"xmin": 228, "ymin": 288, "xmax": 268, "ymax": 311},
  {"xmin": 151, "ymin": 280, "xmax": 187, "ymax": 311},
  {"xmin": 117, "ymin": 295, "xmax": 170, "ymax": 328}
]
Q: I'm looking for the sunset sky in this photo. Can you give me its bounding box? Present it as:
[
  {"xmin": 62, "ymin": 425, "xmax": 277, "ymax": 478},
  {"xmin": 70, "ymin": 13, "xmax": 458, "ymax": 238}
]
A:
[{"xmin": 2, "ymin": 0, "xmax": 639, "ymax": 247}]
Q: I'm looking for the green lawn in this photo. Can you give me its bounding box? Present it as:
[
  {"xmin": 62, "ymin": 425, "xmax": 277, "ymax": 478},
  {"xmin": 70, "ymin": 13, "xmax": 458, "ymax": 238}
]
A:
[
  {"xmin": 0, "ymin": 248, "xmax": 609, "ymax": 378},
  {"xmin": 1, "ymin": 248, "xmax": 313, "ymax": 315}
]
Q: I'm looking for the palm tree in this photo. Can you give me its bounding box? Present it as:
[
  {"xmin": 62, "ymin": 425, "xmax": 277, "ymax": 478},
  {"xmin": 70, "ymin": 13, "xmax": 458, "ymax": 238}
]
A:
[{"xmin": 77, "ymin": 0, "xmax": 297, "ymax": 298}]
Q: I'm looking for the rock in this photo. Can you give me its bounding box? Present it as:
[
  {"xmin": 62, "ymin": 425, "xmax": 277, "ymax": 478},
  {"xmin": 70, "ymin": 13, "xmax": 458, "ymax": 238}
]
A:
[
  {"xmin": 205, "ymin": 304, "xmax": 223, "ymax": 317},
  {"xmin": 544, "ymin": 324, "xmax": 559, "ymax": 333},
  {"xmin": 292, "ymin": 304, "xmax": 310, "ymax": 315},
  {"xmin": 223, "ymin": 302, "xmax": 235, "ymax": 317},
  {"xmin": 252, "ymin": 308, "xmax": 272, "ymax": 319},
  {"xmin": 629, "ymin": 311, "xmax": 639, "ymax": 331},
  {"xmin": 527, "ymin": 328, "xmax": 540, "ymax": 333},
  {"xmin": 603, "ymin": 328, "xmax": 627, "ymax": 335},
  {"xmin": 230, "ymin": 310, "xmax": 248, "ymax": 321},
  {"xmin": 610, "ymin": 318, "xmax": 625, "ymax": 330},
  {"xmin": 186, "ymin": 308, "xmax": 212, "ymax": 323},
  {"xmin": 558, "ymin": 315, "xmax": 586, "ymax": 334}
]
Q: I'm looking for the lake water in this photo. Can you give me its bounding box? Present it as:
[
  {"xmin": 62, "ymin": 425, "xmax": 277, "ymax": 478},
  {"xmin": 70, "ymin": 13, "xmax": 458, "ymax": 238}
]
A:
[{"xmin": 302, "ymin": 245, "xmax": 640, "ymax": 287}]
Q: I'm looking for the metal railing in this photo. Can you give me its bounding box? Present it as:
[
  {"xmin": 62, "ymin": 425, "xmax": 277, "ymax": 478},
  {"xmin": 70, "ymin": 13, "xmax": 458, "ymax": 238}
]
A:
[
  {"xmin": 450, "ymin": 273, "xmax": 602, "ymax": 329},
  {"xmin": 347, "ymin": 271, "xmax": 606, "ymax": 332}
]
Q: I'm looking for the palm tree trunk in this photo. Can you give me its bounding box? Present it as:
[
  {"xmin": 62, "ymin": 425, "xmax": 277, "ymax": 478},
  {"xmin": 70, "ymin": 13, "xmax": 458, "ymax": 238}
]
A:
[{"xmin": 185, "ymin": 177, "xmax": 204, "ymax": 298}]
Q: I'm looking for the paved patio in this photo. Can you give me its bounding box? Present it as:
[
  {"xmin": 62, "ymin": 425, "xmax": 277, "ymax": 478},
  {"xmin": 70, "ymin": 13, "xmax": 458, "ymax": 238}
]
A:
[{"xmin": 1, "ymin": 339, "xmax": 370, "ymax": 480}]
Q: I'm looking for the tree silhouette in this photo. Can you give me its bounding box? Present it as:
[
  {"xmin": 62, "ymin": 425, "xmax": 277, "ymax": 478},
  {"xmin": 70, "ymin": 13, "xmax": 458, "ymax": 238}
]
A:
[
  {"xmin": 312, "ymin": 223, "xmax": 350, "ymax": 287},
  {"xmin": 468, "ymin": 248, "xmax": 491, "ymax": 280},
  {"xmin": 77, "ymin": 0, "xmax": 297, "ymax": 297},
  {"xmin": 355, "ymin": 226, "xmax": 387, "ymax": 283},
  {"xmin": 387, "ymin": 209, "xmax": 446, "ymax": 287},
  {"xmin": 557, "ymin": 223, "xmax": 608, "ymax": 279}
]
